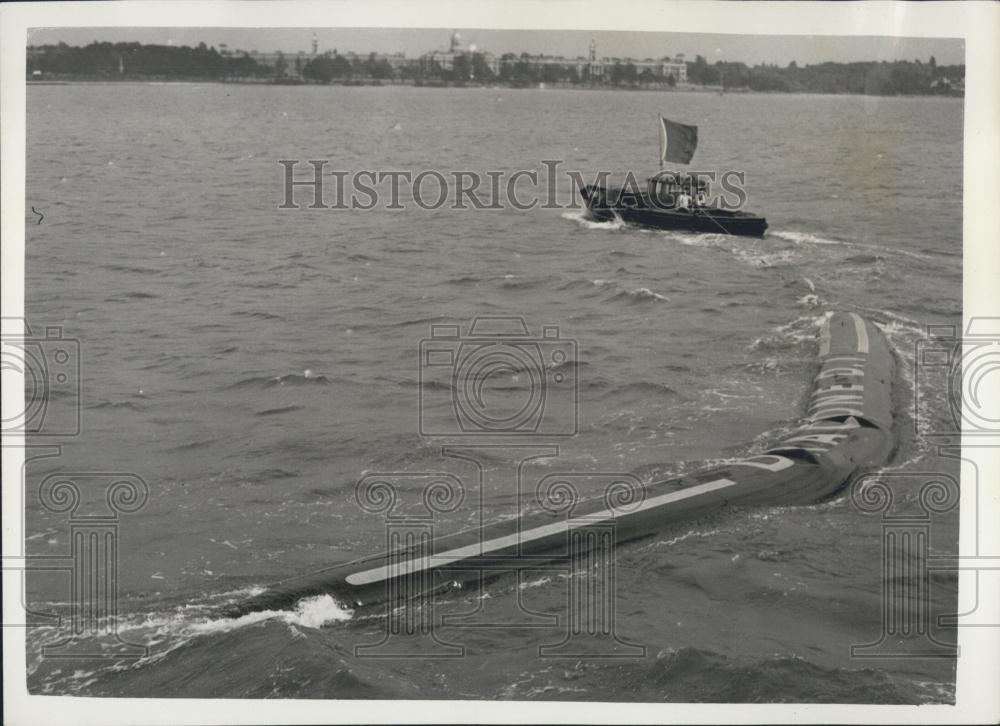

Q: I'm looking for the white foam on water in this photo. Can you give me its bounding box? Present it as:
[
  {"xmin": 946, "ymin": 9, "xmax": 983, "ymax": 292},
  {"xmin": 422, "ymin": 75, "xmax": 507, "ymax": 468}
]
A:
[
  {"xmin": 561, "ymin": 209, "xmax": 625, "ymax": 231},
  {"xmin": 912, "ymin": 679, "xmax": 956, "ymax": 704},
  {"xmin": 28, "ymin": 590, "xmax": 356, "ymax": 677},
  {"xmin": 673, "ymin": 232, "xmax": 725, "ymax": 248},
  {"xmin": 518, "ymin": 576, "xmax": 552, "ymax": 590},
  {"xmin": 773, "ymin": 229, "xmax": 939, "ymax": 263},
  {"xmin": 588, "ymin": 278, "xmax": 669, "ymax": 303},
  {"xmin": 630, "ymin": 286, "xmax": 670, "ymax": 302},
  {"xmin": 750, "ymin": 312, "xmax": 833, "ymax": 351},
  {"xmin": 772, "ymin": 230, "xmax": 845, "ymax": 247},
  {"xmin": 188, "ymin": 594, "xmax": 354, "ymax": 634},
  {"xmin": 661, "ymin": 527, "xmax": 722, "ymax": 547},
  {"xmin": 732, "ymin": 246, "xmax": 798, "ymax": 269}
]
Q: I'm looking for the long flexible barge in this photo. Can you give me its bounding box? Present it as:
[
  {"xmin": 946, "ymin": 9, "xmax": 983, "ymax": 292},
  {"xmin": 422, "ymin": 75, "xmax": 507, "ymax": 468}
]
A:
[{"xmin": 228, "ymin": 312, "xmax": 894, "ymax": 616}]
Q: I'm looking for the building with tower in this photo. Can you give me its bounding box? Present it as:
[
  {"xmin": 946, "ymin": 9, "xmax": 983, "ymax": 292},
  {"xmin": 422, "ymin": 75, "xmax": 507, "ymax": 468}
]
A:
[{"xmin": 419, "ymin": 30, "xmax": 500, "ymax": 78}]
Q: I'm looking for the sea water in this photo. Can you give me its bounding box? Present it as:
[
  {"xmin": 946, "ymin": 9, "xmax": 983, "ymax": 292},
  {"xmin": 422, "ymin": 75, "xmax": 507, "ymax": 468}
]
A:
[{"xmin": 23, "ymin": 84, "xmax": 961, "ymax": 701}]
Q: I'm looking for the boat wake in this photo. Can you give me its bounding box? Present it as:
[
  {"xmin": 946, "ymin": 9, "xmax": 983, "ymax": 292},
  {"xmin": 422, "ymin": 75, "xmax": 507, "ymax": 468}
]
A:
[
  {"xmin": 772, "ymin": 229, "xmax": 941, "ymax": 263},
  {"xmin": 27, "ymin": 589, "xmax": 355, "ymax": 680},
  {"xmin": 561, "ymin": 209, "xmax": 625, "ymax": 231}
]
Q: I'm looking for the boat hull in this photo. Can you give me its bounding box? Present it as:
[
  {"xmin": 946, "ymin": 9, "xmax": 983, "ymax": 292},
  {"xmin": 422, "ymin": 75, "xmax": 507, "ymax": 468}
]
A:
[{"xmin": 581, "ymin": 184, "xmax": 768, "ymax": 237}]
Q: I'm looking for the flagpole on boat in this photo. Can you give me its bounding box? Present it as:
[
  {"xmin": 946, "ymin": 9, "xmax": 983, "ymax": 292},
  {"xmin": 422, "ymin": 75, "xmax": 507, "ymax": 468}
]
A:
[{"xmin": 657, "ymin": 113, "xmax": 664, "ymax": 171}]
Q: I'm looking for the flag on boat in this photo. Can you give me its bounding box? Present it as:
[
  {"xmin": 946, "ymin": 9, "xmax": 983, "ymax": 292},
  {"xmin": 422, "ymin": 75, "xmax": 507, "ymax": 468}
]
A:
[{"xmin": 658, "ymin": 115, "xmax": 698, "ymax": 165}]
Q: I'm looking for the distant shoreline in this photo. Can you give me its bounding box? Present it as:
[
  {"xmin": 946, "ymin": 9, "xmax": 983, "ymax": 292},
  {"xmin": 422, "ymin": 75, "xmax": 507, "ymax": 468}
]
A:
[{"xmin": 26, "ymin": 76, "xmax": 963, "ymax": 99}]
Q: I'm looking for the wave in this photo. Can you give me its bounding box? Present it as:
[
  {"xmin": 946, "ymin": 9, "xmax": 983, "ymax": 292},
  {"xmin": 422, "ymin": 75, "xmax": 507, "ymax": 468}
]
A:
[
  {"xmin": 770, "ymin": 230, "xmax": 848, "ymax": 247},
  {"xmin": 186, "ymin": 594, "xmax": 353, "ymax": 633},
  {"xmin": 670, "ymin": 231, "xmax": 801, "ymax": 269},
  {"xmin": 557, "ymin": 278, "xmax": 603, "ymax": 293},
  {"xmin": 99, "ymin": 263, "xmax": 163, "ymax": 275},
  {"xmin": 165, "ymin": 438, "xmax": 219, "ymax": 453},
  {"xmin": 230, "ymin": 310, "xmax": 284, "ymax": 321},
  {"xmin": 561, "ymin": 278, "xmax": 670, "ymax": 304},
  {"xmin": 749, "ymin": 312, "xmax": 832, "ymax": 352},
  {"xmin": 638, "ymin": 647, "xmax": 919, "ymax": 703},
  {"xmin": 88, "ymin": 399, "xmax": 145, "ymax": 411},
  {"xmin": 27, "ymin": 591, "xmax": 355, "ymax": 693},
  {"xmin": 497, "ymin": 645, "xmax": 939, "ymax": 702},
  {"xmin": 254, "ymin": 405, "xmax": 303, "ymax": 417},
  {"xmin": 499, "ymin": 274, "xmax": 546, "ymax": 290},
  {"xmin": 611, "ymin": 286, "xmax": 670, "ymax": 303},
  {"xmin": 772, "ymin": 229, "xmax": 944, "ymax": 264},
  {"xmin": 243, "ymin": 281, "xmax": 297, "ymax": 290},
  {"xmin": 604, "ymin": 248, "xmax": 643, "ymax": 258},
  {"xmin": 560, "ymin": 209, "xmax": 625, "ymax": 231},
  {"xmin": 223, "ymin": 468, "xmax": 300, "ymax": 485},
  {"xmin": 598, "ymin": 381, "xmax": 678, "ymax": 398},
  {"xmin": 385, "ymin": 315, "xmax": 450, "ymax": 329},
  {"xmin": 104, "ymin": 291, "xmax": 158, "ymax": 302},
  {"xmin": 226, "ymin": 371, "xmax": 331, "ymax": 390},
  {"xmin": 844, "ymin": 253, "xmax": 883, "ymax": 264},
  {"xmin": 442, "ymin": 274, "xmax": 482, "ymax": 285},
  {"xmin": 731, "ymin": 246, "xmax": 799, "ymax": 269}
]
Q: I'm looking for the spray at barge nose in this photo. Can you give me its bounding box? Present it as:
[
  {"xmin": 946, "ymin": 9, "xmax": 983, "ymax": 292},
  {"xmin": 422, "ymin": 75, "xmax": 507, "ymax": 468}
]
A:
[{"xmin": 225, "ymin": 312, "xmax": 895, "ymax": 619}]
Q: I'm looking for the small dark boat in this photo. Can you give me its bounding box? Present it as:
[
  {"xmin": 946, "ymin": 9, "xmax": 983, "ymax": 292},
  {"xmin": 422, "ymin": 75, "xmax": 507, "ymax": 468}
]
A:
[
  {"xmin": 579, "ymin": 115, "xmax": 768, "ymax": 238},
  {"xmin": 580, "ymin": 174, "xmax": 768, "ymax": 238}
]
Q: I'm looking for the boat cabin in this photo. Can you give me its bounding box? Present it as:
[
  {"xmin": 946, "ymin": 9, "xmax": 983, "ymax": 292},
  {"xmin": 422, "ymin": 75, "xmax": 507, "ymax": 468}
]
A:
[{"xmin": 646, "ymin": 172, "xmax": 710, "ymax": 209}]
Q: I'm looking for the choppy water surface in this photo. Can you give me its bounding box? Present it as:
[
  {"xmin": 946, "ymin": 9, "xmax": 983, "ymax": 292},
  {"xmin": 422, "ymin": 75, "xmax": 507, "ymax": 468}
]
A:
[{"xmin": 24, "ymin": 84, "xmax": 961, "ymax": 701}]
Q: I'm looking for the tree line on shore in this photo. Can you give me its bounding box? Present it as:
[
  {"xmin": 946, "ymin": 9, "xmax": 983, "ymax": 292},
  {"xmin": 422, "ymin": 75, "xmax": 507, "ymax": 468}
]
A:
[
  {"xmin": 29, "ymin": 42, "xmax": 271, "ymax": 79},
  {"xmin": 27, "ymin": 41, "xmax": 964, "ymax": 96},
  {"xmin": 686, "ymin": 55, "xmax": 963, "ymax": 95}
]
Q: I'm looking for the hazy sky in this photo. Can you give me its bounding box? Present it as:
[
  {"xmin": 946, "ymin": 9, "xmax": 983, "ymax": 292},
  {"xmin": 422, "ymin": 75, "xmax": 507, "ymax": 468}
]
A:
[{"xmin": 26, "ymin": 27, "xmax": 965, "ymax": 66}]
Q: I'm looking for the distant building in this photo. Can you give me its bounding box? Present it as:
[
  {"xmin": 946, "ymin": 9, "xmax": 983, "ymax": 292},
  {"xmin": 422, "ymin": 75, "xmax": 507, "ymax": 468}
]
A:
[
  {"xmin": 588, "ymin": 39, "xmax": 602, "ymax": 78},
  {"xmin": 641, "ymin": 55, "xmax": 688, "ymax": 83},
  {"xmin": 99, "ymin": 34, "xmax": 687, "ymax": 84},
  {"xmin": 496, "ymin": 40, "xmax": 687, "ymax": 83},
  {"xmin": 340, "ymin": 51, "xmax": 412, "ymax": 71},
  {"xmin": 419, "ymin": 31, "xmax": 500, "ymax": 78}
]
